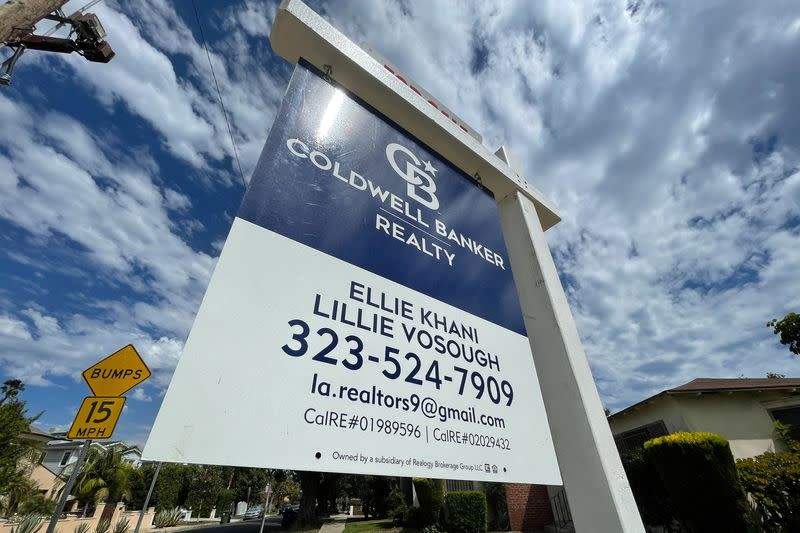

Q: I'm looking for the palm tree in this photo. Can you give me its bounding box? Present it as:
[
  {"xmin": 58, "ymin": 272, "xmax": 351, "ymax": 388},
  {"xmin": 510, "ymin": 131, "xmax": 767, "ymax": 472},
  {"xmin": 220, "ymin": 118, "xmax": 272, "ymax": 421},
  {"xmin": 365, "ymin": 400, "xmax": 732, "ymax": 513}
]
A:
[{"xmin": 71, "ymin": 447, "xmax": 133, "ymax": 517}]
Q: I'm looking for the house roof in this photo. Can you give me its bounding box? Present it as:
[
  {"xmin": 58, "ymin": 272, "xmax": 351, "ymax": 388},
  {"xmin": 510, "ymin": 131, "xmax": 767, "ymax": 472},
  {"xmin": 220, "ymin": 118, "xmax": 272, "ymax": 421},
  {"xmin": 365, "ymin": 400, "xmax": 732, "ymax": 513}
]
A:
[
  {"xmin": 20, "ymin": 426, "xmax": 55, "ymax": 441},
  {"xmin": 668, "ymin": 377, "xmax": 800, "ymax": 392},
  {"xmin": 609, "ymin": 377, "xmax": 800, "ymax": 419}
]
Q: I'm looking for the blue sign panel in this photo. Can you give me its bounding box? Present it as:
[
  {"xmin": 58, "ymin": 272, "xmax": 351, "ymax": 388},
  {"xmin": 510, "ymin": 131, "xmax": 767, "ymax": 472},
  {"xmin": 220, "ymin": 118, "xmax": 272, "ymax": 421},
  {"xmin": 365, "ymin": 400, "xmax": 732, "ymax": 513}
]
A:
[
  {"xmin": 240, "ymin": 63, "xmax": 525, "ymax": 336},
  {"xmin": 144, "ymin": 63, "xmax": 559, "ymax": 485}
]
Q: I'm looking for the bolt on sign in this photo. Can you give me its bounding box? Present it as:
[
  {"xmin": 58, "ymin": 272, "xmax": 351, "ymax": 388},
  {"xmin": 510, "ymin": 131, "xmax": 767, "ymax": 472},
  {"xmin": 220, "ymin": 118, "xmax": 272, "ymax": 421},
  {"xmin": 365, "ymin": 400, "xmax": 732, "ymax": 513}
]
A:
[
  {"xmin": 82, "ymin": 344, "xmax": 151, "ymax": 397},
  {"xmin": 67, "ymin": 396, "xmax": 126, "ymax": 439},
  {"xmin": 142, "ymin": 62, "xmax": 560, "ymax": 484}
]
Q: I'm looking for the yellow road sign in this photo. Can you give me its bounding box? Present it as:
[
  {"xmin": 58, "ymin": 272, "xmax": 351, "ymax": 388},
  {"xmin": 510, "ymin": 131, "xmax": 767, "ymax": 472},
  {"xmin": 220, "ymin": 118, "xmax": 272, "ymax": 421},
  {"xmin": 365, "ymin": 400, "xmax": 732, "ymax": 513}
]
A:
[
  {"xmin": 67, "ymin": 396, "xmax": 126, "ymax": 440},
  {"xmin": 82, "ymin": 344, "xmax": 151, "ymax": 396}
]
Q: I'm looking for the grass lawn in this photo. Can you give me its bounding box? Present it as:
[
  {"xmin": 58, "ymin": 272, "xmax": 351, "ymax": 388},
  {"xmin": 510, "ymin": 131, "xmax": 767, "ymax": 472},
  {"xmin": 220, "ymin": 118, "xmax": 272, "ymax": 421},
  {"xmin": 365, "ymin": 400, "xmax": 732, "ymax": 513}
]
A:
[{"xmin": 343, "ymin": 519, "xmax": 419, "ymax": 533}]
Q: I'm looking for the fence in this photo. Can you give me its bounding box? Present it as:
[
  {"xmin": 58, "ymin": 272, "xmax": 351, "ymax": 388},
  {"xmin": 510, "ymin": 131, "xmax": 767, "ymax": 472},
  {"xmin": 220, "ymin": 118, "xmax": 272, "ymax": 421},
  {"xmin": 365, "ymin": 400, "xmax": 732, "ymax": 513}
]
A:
[{"xmin": 0, "ymin": 503, "xmax": 156, "ymax": 533}]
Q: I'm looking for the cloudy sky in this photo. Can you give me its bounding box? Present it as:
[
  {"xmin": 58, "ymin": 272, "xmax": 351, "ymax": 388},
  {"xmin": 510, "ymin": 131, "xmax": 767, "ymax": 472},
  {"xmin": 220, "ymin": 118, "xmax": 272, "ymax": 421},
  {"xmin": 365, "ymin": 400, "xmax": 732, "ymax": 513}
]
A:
[{"xmin": 0, "ymin": 0, "xmax": 798, "ymax": 446}]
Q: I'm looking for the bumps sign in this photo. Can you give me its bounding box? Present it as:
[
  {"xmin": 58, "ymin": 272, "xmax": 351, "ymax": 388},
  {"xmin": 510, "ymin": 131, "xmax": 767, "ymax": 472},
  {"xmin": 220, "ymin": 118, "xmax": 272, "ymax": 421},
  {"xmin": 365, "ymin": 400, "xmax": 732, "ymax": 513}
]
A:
[
  {"xmin": 82, "ymin": 344, "xmax": 151, "ymax": 397},
  {"xmin": 143, "ymin": 65, "xmax": 559, "ymax": 484}
]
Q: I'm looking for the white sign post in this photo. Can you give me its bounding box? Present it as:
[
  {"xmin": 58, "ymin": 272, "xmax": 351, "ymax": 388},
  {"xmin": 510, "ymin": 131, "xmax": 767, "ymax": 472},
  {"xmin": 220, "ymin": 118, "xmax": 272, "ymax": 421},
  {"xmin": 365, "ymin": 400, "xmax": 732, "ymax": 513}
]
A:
[{"xmin": 496, "ymin": 157, "xmax": 644, "ymax": 532}]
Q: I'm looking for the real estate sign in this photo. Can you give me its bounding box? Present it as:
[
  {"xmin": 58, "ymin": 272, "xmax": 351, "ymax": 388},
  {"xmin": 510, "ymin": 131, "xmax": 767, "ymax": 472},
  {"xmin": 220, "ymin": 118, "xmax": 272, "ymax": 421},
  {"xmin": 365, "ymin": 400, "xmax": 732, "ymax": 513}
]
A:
[{"xmin": 142, "ymin": 64, "xmax": 559, "ymax": 484}]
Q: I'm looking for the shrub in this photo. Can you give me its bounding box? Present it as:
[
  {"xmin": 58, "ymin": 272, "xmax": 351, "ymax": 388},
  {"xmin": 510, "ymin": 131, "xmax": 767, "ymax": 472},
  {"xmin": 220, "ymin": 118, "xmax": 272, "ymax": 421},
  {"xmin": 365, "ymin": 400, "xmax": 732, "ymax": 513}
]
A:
[
  {"xmin": 444, "ymin": 491, "xmax": 487, "ymax": 533},
  {"xmin": 620, "ymin": 448, "xmax": 678, "ymax": 528},
  {"xmin": 73, "ymin": 523, "xmax": 91, "ymax": 533},
  {"xmin": 483, "ymin": 483, "xmax": 509, "ymax": 531},
  {"xmin": 112, "ymin": 518, "xmax": 130, "ymax": 533},
  {"xmin": 153, "ymin": 509, "xmax": 182, "ymax": 528},
  {"xmin": 412, "ymin": 478, "xmax": 444, "ymax": 527},
  {"xmin": 215, "ymin": 488, "xmax": 235, "ymax": 515},
  {"xmin": 94, "ymin": 518, "xmax": 110, "ymax": 533},
  {"xmin": 11, "ymin": 514, "xmax": 44, "ymax": 533},
  {"xmin": 737, "ymin": 449, "xmax": 800, "ymax": 531},
  {"xmin": 422, "ymin": 526, "xmax": 442, "ymax": 533},
  {"xmin": 18, "ymin": 494, "xmax": 55, "ymax": 516},
  {"xmin": 644, "ymin": 432, "xmax": 757, "ymax": 533},
  {"xmin": 386, "ymin": 488, "xmax": 407, "ymax": 523},
  {"xmin": 403, "ymin": 506, "xmax": 422, "ymax": 529}
]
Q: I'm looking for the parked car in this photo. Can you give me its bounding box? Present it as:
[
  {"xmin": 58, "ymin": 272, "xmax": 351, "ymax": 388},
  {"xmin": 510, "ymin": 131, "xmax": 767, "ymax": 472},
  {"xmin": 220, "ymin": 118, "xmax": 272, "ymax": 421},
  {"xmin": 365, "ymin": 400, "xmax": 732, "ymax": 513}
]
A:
[{"xmin": 243, "ymin": 506, "xmax": 263, "ymax": 520}]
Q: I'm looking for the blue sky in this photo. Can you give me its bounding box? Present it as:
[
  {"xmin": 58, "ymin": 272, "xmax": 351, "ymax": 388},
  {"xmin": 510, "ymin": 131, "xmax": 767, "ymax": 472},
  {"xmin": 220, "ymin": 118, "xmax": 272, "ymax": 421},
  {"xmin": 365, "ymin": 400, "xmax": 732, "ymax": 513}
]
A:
[{"xmin": 1, "ymin": 0, "xmax": 799, "ymax": 446}]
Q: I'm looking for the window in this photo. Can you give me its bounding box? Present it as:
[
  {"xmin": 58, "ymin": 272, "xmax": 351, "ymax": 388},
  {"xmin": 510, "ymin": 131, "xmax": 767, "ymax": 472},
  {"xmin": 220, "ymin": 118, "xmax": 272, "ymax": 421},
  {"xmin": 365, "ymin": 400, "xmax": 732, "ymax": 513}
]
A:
[
  {"xmin": 614, "ymin": 420, "xmax": 668, "ymax": 454},
  {"xmin": 59, "ymin": 451, "xmax": 71, "ymax": 466},
  {"xmin": 445, "ymin": 480, "xmax": 474, "ymax": 492},
  {"xmin": 771, "ymin": 405, "xmax": 800, "ymax": 441}
]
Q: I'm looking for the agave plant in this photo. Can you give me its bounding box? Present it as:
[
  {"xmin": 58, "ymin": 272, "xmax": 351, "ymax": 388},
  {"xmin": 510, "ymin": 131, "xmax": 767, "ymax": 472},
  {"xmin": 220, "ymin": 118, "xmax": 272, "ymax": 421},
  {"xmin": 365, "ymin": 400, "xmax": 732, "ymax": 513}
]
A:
[
  {"xmin": 112, "ymin": 518, "xmax": 130, "ymax": 533},
  {"xmin": 153, "ymin": 509, "xmax": 182, "ymax": 528},
  {"xmin": 11, "ymin": 514, "xmax": 43, "ymax": 533},
  {"xmin": 74, "ymin": 522, "xmax": 91, "ymax": 533},
  {"xmin": 94, "ymin": 518, "xmax": 111, "ymax": 533}
]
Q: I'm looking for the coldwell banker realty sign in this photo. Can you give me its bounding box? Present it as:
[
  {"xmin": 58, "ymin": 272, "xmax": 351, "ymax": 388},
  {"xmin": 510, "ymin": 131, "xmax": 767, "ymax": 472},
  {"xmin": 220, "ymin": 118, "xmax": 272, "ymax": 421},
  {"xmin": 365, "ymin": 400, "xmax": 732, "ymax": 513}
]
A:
[{"xmin": 143, "ymin": 63, "xmax": 559, "ymax": 484}]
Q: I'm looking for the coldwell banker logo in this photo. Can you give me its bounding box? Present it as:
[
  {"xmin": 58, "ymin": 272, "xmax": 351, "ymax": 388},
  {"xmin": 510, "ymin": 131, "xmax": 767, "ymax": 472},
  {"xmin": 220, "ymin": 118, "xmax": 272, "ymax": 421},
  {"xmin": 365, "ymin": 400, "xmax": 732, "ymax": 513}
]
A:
[
  {"xmin": 386, "ymin": 143, "xmax": 440, "ymax": 210},
  {"xmin": 284, "ymin": 136, "xmax": 508, "ymax": 270}
]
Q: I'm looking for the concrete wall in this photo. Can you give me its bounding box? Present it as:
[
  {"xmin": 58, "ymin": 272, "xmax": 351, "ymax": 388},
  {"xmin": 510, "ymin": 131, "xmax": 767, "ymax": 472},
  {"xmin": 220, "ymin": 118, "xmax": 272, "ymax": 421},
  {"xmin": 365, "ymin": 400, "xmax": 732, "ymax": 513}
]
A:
[
  {"xmin": 29, "ymin": 464, "xmax": 64, "ymax": 500},
  {"xmin": 0, "ymin": 503, "xmax": 156, "ymax": 533},
  {"xmin": 609, "ymin": 395, "xmax": 688, "ymax": 436},
  {"xmin": 609, "ymin": 390, "xmax": 800, "ymax": 459}
]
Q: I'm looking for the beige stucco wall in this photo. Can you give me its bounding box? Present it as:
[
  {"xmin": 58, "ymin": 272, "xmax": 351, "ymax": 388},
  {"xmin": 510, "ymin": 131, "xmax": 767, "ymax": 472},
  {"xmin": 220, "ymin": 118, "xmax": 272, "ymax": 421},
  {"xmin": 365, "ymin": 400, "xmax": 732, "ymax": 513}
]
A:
[
  {"xmin": 0, "ymin": 504, "xmax": 156, "ymax": 533},
  {"xmin": 609, "ymin": 390, "xmax": 800, "ymax": 459},
  {"xmin": 29, "ymin": 464, "xmax": 64, "ymax": 500},
  {"xmin": 608, "ymin": 394, "xmax": 688, "ymax": 436}
]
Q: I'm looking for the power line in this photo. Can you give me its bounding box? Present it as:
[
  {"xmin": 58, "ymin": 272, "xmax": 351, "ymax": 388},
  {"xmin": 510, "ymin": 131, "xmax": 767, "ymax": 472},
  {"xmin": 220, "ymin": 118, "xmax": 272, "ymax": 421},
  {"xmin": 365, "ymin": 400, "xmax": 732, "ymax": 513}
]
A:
[
  {"xmin": 191, "ymin": 0, "xmax": 247, "ymax": 189},
  {"xmin": 43, "ymin": 0, "xmax": 104, "ymax": 36}
]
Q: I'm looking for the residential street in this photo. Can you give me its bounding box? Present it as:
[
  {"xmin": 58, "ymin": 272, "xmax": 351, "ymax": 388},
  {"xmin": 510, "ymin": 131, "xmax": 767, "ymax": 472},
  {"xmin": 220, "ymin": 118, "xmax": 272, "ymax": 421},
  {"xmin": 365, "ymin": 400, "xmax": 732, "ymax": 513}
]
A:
[{"xmin": 179, "ymin": 517, "xmax": 284, "ymax": 533}]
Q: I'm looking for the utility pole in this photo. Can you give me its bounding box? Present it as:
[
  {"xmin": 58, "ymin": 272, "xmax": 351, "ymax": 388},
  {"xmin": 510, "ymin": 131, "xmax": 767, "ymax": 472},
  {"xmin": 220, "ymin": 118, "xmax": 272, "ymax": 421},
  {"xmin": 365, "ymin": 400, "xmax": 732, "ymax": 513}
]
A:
[
  {"xmin": 1, "ymin": 0, "xmax": 114, "ymax": 85},
  {"xmin": 0, "ymin": 0, "xmax": 67, "ymax": 43}
]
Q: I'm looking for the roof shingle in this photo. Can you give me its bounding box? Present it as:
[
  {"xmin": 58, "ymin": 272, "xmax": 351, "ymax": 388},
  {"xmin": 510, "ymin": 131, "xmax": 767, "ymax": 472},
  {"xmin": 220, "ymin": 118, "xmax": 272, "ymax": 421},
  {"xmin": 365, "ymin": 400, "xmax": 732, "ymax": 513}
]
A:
[{"xmin": 668, "ymin": 377, "xmax": 800, "ymax": 393}]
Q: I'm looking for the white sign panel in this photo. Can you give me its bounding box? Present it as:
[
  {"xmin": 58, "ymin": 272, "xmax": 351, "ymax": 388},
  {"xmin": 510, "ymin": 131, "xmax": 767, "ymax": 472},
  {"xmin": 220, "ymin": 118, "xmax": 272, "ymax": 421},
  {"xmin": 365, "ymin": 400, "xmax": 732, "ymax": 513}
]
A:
[{"xmin": 143, "ymin": 64, "xmax": 560, "ymax": 484}]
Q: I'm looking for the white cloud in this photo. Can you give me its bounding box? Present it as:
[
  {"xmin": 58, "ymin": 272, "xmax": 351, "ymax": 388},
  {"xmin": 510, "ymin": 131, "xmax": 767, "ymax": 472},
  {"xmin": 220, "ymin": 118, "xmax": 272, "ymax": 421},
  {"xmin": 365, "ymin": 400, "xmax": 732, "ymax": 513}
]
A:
[
  {"xmin": 48, "ymin": 0, "xmax": 287, "ymax": 180},
  {"xmin": 311, "ymin": 0, "xmax": 800, "ymax": 409},
  {"xmin": 2, "ymin": 0, "xmax": 799, "ymax": 416},
  {"xmin": 131, "ymin": 388, "xmax": 152, "ymax": 402},
  {"xmin": 0, "ymin": 315, "xmax": 32, "ymax": 341}
]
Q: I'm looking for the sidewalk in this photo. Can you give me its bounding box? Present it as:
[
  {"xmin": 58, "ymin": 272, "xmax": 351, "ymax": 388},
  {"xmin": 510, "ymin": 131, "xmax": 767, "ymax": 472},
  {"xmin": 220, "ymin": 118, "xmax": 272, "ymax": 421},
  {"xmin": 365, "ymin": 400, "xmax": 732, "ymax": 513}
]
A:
[{"xmin": 317, "ymin": 514, "xmax": 349, "ymax": 533}]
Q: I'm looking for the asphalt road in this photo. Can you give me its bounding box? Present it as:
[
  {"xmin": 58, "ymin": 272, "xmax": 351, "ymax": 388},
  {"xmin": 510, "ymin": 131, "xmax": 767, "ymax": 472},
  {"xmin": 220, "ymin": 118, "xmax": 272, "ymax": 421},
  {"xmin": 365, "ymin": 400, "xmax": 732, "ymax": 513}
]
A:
[{"xmin": 182, "ymin": 516, "xmax": 284, "ymax": 533}]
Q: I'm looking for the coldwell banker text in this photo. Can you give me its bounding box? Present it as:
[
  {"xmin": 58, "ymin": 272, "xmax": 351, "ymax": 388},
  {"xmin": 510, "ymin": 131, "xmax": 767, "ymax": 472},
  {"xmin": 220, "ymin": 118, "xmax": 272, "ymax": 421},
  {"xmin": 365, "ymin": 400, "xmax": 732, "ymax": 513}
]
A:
[{"xmin": 286, "ymin": 138, "xmax": 507, "ymax": 269}]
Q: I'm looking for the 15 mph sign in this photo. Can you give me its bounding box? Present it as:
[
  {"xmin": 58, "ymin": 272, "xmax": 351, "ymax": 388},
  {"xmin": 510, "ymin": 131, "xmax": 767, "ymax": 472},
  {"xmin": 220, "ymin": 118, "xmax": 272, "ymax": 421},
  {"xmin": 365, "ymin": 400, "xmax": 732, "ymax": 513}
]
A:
[{"xmin": 143, "ymin": 65, "xmax": 559, "ymax": 484}]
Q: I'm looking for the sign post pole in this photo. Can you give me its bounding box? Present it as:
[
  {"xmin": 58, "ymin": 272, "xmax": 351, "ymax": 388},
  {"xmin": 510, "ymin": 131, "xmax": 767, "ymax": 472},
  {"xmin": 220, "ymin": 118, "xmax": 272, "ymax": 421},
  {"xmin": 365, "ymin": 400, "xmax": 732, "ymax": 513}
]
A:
[
  {"xmin": 47, "ymin": 440, "xmax": 91, "ymax": 533},
  {"xmin": 496, "ymin": 187, "xmax": 644, "ymax": 532},
  {"xmin": 134, "ymin": 462, "xmax": 162, "ymax": 533},
  {"xmin": 258, "ymin": 483, "xmax": 271, "ymax": 533}
]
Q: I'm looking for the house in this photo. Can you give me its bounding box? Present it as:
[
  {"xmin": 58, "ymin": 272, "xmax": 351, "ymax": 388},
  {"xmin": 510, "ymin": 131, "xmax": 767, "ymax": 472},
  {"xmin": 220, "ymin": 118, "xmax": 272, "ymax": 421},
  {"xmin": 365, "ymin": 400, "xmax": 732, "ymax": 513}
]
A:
[
  {"xmin": 41, "ymin": 436, "xmax": 143, "ymax": 476},
  {"xmin": 607, "ymin": 377, "xmax": 800, "ymax": 459},
  {"xmin": 15, "ymin": 427, "xmax": 64, "ymax": 501}
]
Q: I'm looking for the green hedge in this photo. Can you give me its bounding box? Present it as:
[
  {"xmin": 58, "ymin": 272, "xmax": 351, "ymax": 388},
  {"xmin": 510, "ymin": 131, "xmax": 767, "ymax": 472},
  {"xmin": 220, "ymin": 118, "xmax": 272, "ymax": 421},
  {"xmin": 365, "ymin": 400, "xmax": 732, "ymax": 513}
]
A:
[
  {"xmin": 738, "ymin": 448, "xmax": 800, "ymax": 531},
  {"xmin": 412, "ymin": 478, "xmax": 444, "ymax": 527},
  {"xmin": 644, "ymin": 432, "xmax": 757, "ymax": 533},
  {"xmin": 620, "ymin": 448, "xmax": 677, "ymax": 528},
  {"xmin": 444, "ymin": 491, "xmax": 487, "ymax": 533}
]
